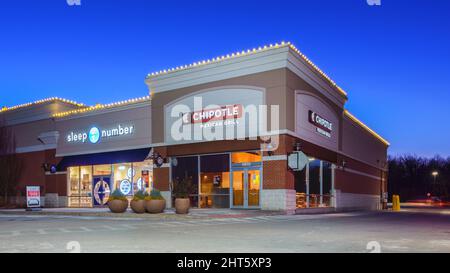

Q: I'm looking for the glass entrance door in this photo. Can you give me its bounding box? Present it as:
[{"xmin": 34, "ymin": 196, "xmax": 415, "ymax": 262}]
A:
[
  {"xmin": 232, "ymin": 171, "xmax": 245, "ymax": 207},
  {"xmin": 231, "ymin": 168, "xmax": 261, "ymax": 208},
  {"xmin": 247, "ymin": 169, "xmax": 260, "ymax": 207}
]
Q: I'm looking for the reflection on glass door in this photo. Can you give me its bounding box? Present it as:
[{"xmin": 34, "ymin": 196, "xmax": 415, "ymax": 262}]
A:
[
  {"xmin": 247, "ymin": 170, "xmax": 260, "ymax": 207},
  {"xmin": 232, "ymin": 171, "xmax": 244, "ymax": 206},
  {"xmin": 231, "ymin": 168, "xmax": 260, "ymax": 208}
]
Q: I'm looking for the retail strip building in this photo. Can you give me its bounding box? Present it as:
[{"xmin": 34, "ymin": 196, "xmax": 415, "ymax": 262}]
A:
[{"xmin": 0, "ymin": 42, "xmax": 389, "ymax": 213}]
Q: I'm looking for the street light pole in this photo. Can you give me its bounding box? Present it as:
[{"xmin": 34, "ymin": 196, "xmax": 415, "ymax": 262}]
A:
[{"xmin": 432, "ymin": 171, "xmax": 439, "ymax": 197}]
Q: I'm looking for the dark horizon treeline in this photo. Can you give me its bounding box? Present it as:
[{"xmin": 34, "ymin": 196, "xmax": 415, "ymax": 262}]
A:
[{"xmin": 388, "ymin": 155, "xmax": 450, "ymax": 201}]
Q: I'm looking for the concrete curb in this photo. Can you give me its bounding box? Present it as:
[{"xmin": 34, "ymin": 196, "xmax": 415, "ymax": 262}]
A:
[
  {"xmin": 0, "ymin": 209, "xmax": 284, "ymax": 220},
  {"xmin": 0, "ymin": 210, "xmax": 204, "ymax": 220}
]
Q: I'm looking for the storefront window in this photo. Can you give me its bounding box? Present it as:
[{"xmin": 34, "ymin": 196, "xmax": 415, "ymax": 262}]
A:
[
  {"xmin": 80, "ymin": 166, "xmax": 93, "ymax": 207},
  {"xmin": 295, "ymin": 158, "xmax": 334, "ymax": 209},
  {"xmin": 67, "ymin": 161, "xmax": 153, "ymax": 207},
  {"xmin": 68, "ymin": 167, "xmax": 80, "ymax": 207},
  {"xmin": 171, "ymin": 156, "xmax": 199, "ymax": 207},
  {"xmin": 309, "ymin": 159, "xmax": 321, "ymax": 208},
  {"xmin": 294, "ymin": 167, "xmax": 307, "ymax": 208},
  {"xmin": 93, "ymin": 164, "xmax": 112, "ymax": 176},
  {"xmin": 68, "ymin": 166, "xmax": 93, "ymax": 208},
  {"xmin": 113, "ymin": 163, "xmax": 133, "ymax": 196},
  {"xmin": 199, "ymin": 154, "xmax": 230, "ymax": 208},
  {"xmin": 231, "ymin": 152, "xmax": 261, "ymax": 164},
  {"xmin": 322, "ymin": 161, "xmax": 333, "ymax": 206},
  {"xmin": 132, "ymin": 160, "xmax": 153, "ymax": 193}
]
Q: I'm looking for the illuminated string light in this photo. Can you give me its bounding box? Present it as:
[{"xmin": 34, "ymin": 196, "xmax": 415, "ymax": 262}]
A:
[
  {"xmin": 0, "ymin": 97, "xmax": 85, "ymax": 114},
  {"xmin": 145, "ymin": 41, "xmax": 348, "ymax": 97},
  {"xmin": 344, "ymin": 110, "xmax": 390, "ymax": 146},
  {"xmin": 52, "ymin": 96, "xmax": 151, "ymax": 118},
  {"xmin": 3, "ymin": 44, "xmax": 385, "ymax": 143}
]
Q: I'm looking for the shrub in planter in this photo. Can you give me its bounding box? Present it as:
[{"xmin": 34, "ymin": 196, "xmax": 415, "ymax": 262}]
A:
[
  {"xmin": 107, "ymin": 189, "xmax": 129, "ymax": 213},
  {"xmin": 130, "ymin": 190, "xmax": 147, "ymax": 214},
  {"xmin": 172, "ymin": 175, "xmax": 194, "ymax": 214},
  {"xmin": 145, "ymin": 189, "xmax": 166, "ymax": 214}
]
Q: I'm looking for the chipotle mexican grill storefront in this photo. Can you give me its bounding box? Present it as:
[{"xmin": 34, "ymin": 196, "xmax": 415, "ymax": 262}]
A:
[{"xmin": 145, "ymin": 42, "xmax": 389, "ymax": 213}]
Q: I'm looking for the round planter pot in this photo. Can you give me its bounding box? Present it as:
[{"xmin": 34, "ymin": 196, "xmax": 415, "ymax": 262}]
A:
[
  {"xmin": 130, "ymin": 200, "xmax": 146, "ymax": 214},
  {"xmin": 175, "ymin": 198, "xmax": 190, "ymax": 214},
  {"xmin": 108, "ymin": 199, "xmax": 128, "ymax": 213},
  {"xmin": 145, "ymin": 199, "xmax": 166, "ymax": 214}
]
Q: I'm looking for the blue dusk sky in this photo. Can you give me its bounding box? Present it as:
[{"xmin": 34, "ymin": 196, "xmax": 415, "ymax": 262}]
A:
[{"xmin": 0, "ymin": 0, "xmax": 449, "ymax": 157}]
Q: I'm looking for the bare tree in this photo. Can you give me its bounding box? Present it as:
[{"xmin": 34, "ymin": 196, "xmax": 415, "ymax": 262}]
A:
[
  {"xmin": 389, "ymin": 155, "xmax": 450, "ymax": 201},
  {"xmin": 0, "ymin": 119, "xmax": 22, "ymax": 206}
]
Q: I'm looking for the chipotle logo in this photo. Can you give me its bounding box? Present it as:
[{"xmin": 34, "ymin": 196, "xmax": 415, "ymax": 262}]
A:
[
  {"xmin": 182, "ymin": 105, "xmax": 243, "ymax": 124},
  {"xmin": 309, "ymin": 110, "xmax": 333, "ymax": 138}
]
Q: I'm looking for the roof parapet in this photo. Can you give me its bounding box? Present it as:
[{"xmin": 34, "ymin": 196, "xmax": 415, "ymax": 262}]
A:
[
  {"xmin": 344, "ymin": 110, "xmax": 390, "ymax": 146},
  {"xmin": 146, "ymin": 41, "xmax": 347, "ymax": 98},
  {"xmin": 0, "ymin": 97, "xmax": 85, "ymax": 114},
  {"xmin": 52, "ymin": 95, "xmax": 151, "ymax": 118}
]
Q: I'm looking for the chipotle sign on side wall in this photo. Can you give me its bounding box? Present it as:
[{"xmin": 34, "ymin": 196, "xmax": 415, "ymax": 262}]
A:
[{"xmin": 308, "ymin": 110, "xmax": 333, "ymax": 138}]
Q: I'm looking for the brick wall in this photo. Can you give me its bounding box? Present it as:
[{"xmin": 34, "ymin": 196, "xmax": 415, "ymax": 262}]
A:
[
  {"xmin": 16, "ymin": 150, "xmax": 46, "ymax": 192},
  {"xmin": 335, "ymin": 168, "xmax": 382, "ymax": 195},
  {"xmin": 263, "ymin": 160, "xmax": 294, "ymax": 190},
  {"xmin": 153, "ymin": 167, "xmax": 170, "ymax": 191}
]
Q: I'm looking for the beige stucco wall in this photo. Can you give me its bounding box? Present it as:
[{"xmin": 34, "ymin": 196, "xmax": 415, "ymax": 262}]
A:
[
  {"xmin": 151, "ymin": 66, "xmax": 387, "ymax": 169},
  {"xmin": 151, "ymin": 68, "xmax": 288, "ymax": 144},
  {"xmin": 342, "ymin": 115, "xmax": 388, "ymax": 167},
  {"xmin": 1, "ymin": 101, "xmax": 83, "ymax": 151},
  {"xmin": 285, "ymin": 69, "xmax": 344, "ymax": 137},
  {"xmin": 1, "ymin": 101, "xmax": 83, "ymax": 126},
  {"xmin": 55, "ymin": 103, "xmax": 152, "ymax": 156},
  {"xmin": 8, "ymin": 119, "xmax": 56, "ymax": 148}
]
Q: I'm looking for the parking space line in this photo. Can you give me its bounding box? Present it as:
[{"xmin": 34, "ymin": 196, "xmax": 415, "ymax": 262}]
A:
[
  {"xmin": 80, "ymin": 227, "xmax": 93, "ymax": 232},
  {"xmin": 37, "ymin": 229, "xmax": 47, "ymax": 235},
  {"xmin": 101, "ymin": 225, "xmax": 121, "ymax": 231}
]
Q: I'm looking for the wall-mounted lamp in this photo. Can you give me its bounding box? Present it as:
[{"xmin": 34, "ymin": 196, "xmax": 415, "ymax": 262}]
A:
[
  {"xmin": 42, "ymin": 163, "xmax": 57, "ymax": 174},
  {"xmin": 262, "ymin": 138, "xmax": 275, "ymax": 156},
  {"xmin": 266, "ymin": 143, "xmax": 274, "ymax": 156},
  {"xmin": 152, "ymin": 152, "xmax": 165, "ymax": 168}
]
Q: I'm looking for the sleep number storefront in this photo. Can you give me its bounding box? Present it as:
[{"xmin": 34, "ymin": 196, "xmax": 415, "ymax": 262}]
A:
[{"xmin": 54, "ymin": 99, "xmax": 153, "ymax": 208}]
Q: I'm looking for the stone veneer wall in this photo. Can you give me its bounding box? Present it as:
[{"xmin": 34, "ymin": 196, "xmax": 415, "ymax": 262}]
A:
[
  {"xmin": 334, "ymin": 190, "xmax": 380, "ymax": 211},
  {"xmin": 261, "ymin": 189, "xmax": 296, "ymax": 214},
  {"xmin": 44, "ymin": 193, "xmax": 59, "ymax": 208}
]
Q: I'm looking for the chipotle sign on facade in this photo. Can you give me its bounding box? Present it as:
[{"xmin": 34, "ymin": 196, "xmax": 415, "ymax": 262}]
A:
[
  {"xmin": 182, "ymin": 104, "xmax": 243, "ymax": 124},
  {"xmin": 308, "ymin": 110, "xmax": 333, "ymax": 138}
]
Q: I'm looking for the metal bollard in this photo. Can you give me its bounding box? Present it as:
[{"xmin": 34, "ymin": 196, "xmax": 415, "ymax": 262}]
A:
[{"xmin": 392, "ymin": 195, "xmax": 401, "ymax": 211}]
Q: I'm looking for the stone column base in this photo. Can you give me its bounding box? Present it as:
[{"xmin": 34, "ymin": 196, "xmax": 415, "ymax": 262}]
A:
[
  {"xmin": 45, "ymin": 193, "xmax": 59, "ymax": 208},
  {"xmin": 161, "ymin": 191, "xmax": 172, "ymax": 208},
  {"xmin": 261, "ymin": 189, "xmax": 296, "ymax": 214}
]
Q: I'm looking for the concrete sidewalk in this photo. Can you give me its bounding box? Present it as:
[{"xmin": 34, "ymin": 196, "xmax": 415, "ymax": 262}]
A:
[{"xmin": 0, "ymin": 207, "xmax": 283, "ymax": 220}]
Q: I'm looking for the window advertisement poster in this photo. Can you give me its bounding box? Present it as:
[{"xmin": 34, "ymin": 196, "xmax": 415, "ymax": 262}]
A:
[{"xmin": 142, "ymin": 170, "xmax": 150, "ymax": 189}]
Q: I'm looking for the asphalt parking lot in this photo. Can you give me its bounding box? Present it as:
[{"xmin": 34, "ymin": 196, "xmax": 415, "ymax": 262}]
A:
[{"xmin": 0, "ymin": 208, "xmax": 449, "ymax": 253}]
